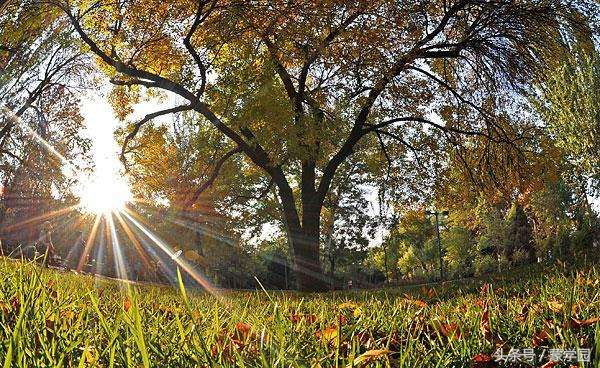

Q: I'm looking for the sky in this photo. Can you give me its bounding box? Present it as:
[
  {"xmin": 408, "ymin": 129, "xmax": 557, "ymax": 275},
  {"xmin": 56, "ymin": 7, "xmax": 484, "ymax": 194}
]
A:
[{"xmin": 76, "ymin": 96, "xmax": 132, "ymax": 214}]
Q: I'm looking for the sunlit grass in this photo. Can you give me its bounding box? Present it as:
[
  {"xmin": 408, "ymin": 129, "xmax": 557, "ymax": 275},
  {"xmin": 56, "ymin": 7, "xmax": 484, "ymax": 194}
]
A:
[{"xmin": 0, "ymin": 257, "xmax": 598, "ymax": 367}]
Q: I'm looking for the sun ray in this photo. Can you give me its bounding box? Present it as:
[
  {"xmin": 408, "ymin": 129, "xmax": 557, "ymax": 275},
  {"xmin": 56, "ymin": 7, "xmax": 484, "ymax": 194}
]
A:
[
  {"xmin": 121, "ymin": 208, "xmax": 221, "ymax": 297},
  {"xmin": 1, "ymin": 205, "xmax": 79, "ymax": 232},
  {"xmin": 107, "ymin": 214, "xmax": 130, "ymax": 291},
  {"xmin": 113, "ymin": 211, "xmax": 153, "ymax": 271},
  {"xmin": 77, "ymin": 214, "xmax": 102, "ymax": 272},
  {"xmin": 92, "ymin": 219, "xmax": 108, "ymax": 283},
  {"xmin": 1, "ymin": 105, "xmax": 78, "ymax": 177}
]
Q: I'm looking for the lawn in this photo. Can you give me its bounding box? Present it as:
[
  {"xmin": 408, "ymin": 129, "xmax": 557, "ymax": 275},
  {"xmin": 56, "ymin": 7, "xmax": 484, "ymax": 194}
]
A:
[{"xmin": 0, "ymin": 257, "xmax": 598, "ymax": 367}]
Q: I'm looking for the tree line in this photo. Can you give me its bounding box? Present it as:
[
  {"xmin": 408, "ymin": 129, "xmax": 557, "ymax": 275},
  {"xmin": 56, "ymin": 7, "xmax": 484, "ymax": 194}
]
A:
[{"xmin": 1, "ymin": 0, "xmax": 599, "ymax": 290}]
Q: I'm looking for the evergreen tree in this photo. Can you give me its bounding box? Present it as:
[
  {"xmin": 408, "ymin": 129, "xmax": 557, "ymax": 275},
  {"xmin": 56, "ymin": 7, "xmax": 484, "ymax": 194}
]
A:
[{"xmin": 505, "ymin": 202, "xmax": 535, "ymax": 263}]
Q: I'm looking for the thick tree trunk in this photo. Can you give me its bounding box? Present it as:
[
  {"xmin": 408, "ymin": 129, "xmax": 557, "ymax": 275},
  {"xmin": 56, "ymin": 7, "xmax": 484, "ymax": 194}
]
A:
[
  {"xmin": 274, "ymin": 166, "xmax": 329, "ymax": 292},
  {"xmin": 287, "ymin": 218, "xmax": 328, "ymax": 292}
]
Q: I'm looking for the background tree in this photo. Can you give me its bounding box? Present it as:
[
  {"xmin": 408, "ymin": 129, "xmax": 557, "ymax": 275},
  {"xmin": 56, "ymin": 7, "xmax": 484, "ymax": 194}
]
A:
[
  {"xmin": 1, "ymin": 0, "xmax": 91, "ymax": 250},
  {"xmin": 505, "ymin": 202, "xmax": 535, "ymax": 263},
  {"xmin": 536, "ymin": 51, "xmax": 599, "ymax": 186}
]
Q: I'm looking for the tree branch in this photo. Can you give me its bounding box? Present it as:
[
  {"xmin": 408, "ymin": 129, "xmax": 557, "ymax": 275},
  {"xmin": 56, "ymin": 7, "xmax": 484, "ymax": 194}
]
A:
[
  {"xmin": 262, "ymin": 36, "xmax": 297, "ymax": 101},
  {"xmin": 373, "ymin": 129, "xmax": 426, "ymax": 170},
  {"xmin": 120, "ymin": 104, "xmax": 194, "ymax": 167},
  {"xmin": 183, "ymin": 0, "xmax": 215, "ymax": 97},
  {"xmin": 236, "ymin": 178, "xmax": 274, "ymax": 202},
  {"xmin": 365, "ymin": 116, "xmax": 495, "ymax": 140},
  {"xmin": 183, "ymin": 146, "xmax": 242, "ymax": 209},
  {"xmin": 65, "ymin": 6, "xmax": 279, "ymax": 178}
]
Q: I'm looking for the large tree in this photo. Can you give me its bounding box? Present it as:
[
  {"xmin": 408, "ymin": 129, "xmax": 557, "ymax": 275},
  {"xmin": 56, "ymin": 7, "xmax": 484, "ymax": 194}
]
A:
[{"xmin": 54, "ymin": 0, "xmax": 593, "ymax": 290}]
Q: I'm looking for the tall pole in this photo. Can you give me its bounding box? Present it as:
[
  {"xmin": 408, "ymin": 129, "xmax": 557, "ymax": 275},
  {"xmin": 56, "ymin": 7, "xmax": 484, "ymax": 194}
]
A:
[{"xmin": 435, "ymin": 212, "xmax": 443, "ymax": 280}]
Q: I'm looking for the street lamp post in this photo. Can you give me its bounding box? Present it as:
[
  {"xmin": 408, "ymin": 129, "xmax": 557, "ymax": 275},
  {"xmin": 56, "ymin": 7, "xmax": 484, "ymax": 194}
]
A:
[{"xmin": 426, "ymin": 210, "xmax": 448, "ymax": 281}]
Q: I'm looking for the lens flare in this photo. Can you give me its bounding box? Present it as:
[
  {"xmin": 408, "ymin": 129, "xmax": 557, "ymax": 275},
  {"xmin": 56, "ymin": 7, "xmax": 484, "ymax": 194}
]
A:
[{"xmin": 77, "ymin": 176, "xmax": 132, "ymax": 215}]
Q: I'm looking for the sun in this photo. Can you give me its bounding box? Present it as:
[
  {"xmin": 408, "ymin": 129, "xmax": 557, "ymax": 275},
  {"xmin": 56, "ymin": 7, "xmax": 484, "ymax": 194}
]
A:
[{"xmin": 78, "ymin": 176, "xmax": 132, "ymax": 215}]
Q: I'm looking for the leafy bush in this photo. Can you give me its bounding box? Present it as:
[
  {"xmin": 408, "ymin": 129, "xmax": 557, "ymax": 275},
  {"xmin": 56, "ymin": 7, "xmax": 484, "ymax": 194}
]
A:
[{"xmin": 474, "ymin": 255, "xmax": 496, "ymax": 276}]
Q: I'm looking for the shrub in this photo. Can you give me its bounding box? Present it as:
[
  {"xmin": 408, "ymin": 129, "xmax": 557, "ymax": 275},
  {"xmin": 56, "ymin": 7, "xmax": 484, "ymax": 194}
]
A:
[{"xmin": 475, "ymin": 255, "xmax": 496, "ymax": 276}]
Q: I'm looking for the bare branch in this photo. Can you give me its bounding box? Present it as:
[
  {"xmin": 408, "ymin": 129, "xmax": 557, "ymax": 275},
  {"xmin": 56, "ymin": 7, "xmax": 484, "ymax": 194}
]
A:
[
  {"xmin": 372, "ymin": 129, "xmax": 426, "ymax": 170},
  {"xmin": 0, "ymin": 149, "xmax": 23, "ymax": 163},
  {"xmin": 365, "ymin": 116, "xmax": 496, "ymax": 141}
]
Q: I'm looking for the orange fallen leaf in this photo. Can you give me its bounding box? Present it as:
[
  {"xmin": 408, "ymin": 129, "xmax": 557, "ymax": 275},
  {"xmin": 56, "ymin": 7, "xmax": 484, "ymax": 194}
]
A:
[
  {"xmin": 474, "ymin": 299, "xmax": 486, "ymax": 308},
  {"xmin": 539, "ymin": 361, "xmax": 559, "ymax": 368},
  {"xmin": 481, "ymin": 307, "xmax": 492, "ymax": 341},
  {"xmin": 471, "ymin": 353, "xmax": 497, "ymax": 368},
  {"xmin": 403, "ymin": 293, "xmax": 428, "ymax": 308},
  {"xmin": 315, "ymin": 326, "xmax": 338, "ymax": 343},
  {"xmin": 290, "ymin": 314, "xmax": 317, "ymax": 324},
  {"xmin": 427, "ymin": 288, "xmax": 435, "ymax": 298},
  {"xmin": 235, "ymin": 322, "xmax": 252, "ymax": 338},
  {"xmin": 431, "ymin": 320, "xmax": 462, "ymax": 340},
  {"xmin": 413, "ymin": 299, "xmax": 428, "ymax": 308},
  {"xmin": 123, "ymin": 298, "xmax": 131, "ymax": 312}
]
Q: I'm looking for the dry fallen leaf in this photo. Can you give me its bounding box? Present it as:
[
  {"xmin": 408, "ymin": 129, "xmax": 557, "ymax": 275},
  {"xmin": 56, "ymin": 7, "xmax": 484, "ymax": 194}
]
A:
[
  {"xmin": 474, "ymin": 299, "xmax": 486, "ymax": 308},
  {"xmin": 431, "ymin": 320, "xmax": 462, "ymax": 340},
  {"xmin": 290, "ymin": 314, "xmax": 317, "ymax": 325},
  {"xmin": 531, "ymin": 330, "xmax": 549, "ymax": 347},
  {"xmin": 403, "ymin": 293, "xmax": 428, "ymax": 308},
  {"xmin": 566, "ymin": 316, "xmax": 600, "ymax": 329},
  {"xmin": 539, "ymin": 361, "xmax": 559, "ymax": 368},
  {"xmin": 481, "ymin": 307, "xmax": 492, "ymax": 342},
  {"xmin": 347, "ymin": 349, "xmax": 392, "ymax": 368},
  {"xmin": 123, "ymin": 298, "xmax": 131, "ymax": 312},
  {"xmin": 547, "ymin": 301, "xmax": 563, "ymax": 313},
  {"xmin": 235, "ymin": 322, "xmax": 252, "ymax": 338},
  {"xmin": 471, "ymin": 353, "xmax": 497, "ymax": 368}
]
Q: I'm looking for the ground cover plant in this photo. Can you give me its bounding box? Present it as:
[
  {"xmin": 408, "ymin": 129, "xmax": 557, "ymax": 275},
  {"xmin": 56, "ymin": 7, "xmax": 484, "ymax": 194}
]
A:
[{"xmin": 0, "ymin": 256, "xmax": 598, "ymax": 367}]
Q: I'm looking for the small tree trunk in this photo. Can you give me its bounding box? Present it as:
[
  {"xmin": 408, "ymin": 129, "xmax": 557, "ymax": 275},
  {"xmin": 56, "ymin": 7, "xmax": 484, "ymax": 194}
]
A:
[{"xmin": 328, "ymin": 253, "xmax": 335, "ymax": 290}]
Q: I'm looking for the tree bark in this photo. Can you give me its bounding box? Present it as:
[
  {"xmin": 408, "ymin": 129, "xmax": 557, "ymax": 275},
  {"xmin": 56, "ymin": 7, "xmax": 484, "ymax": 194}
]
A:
[
  {"xmin": 287, "ymin": 214, "xmax": 328, "ymax": 292},
  {"xmin": 275, "ymin": 170, "xmax": 328, "ymax": 291}
]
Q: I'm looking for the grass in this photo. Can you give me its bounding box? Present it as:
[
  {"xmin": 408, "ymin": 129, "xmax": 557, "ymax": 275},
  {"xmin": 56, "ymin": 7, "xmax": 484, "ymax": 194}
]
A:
[{"xmin": 0, "ymin": 256, "xmax": 598, "ymax": 367}]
